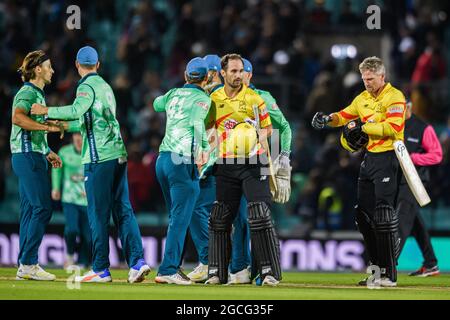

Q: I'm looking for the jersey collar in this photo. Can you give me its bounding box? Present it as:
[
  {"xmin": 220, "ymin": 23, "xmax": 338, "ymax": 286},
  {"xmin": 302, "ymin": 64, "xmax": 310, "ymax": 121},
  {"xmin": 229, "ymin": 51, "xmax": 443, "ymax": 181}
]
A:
[
  {"xmin": 221, "ymin": 84, "xmax": 247, "ymax": 100},
  {"xmin": 374, "ymin": 83, "xmax": 392, "ymax": 100},
  {"xmin": 24, "ymin": 82, "xmax": 45, "ymax": 97},
  {"xmin": 183, "ymin": 83, "xmax": 205, "ymax": 93},
  {"xmin": 78, "ymin": 72, "xmax": 98, "ymax": 85},
  {"xmin": 210, "ymin": 83, "xmax": 224, "ymax": 94}
]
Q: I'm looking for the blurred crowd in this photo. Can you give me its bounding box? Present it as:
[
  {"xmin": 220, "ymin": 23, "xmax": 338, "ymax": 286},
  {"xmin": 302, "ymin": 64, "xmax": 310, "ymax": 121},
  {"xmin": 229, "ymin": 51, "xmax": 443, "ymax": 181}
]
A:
[{"xmin": 0, "ymin": 0, "xmax": 449, "ymax": 230}]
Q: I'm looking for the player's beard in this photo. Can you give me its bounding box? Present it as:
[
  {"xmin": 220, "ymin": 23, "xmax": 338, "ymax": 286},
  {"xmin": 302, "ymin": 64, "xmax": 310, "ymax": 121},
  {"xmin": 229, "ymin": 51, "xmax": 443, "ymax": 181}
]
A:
[{"xmin": 229, "ymin": 78, "xmax": 242, "ymax": 89}]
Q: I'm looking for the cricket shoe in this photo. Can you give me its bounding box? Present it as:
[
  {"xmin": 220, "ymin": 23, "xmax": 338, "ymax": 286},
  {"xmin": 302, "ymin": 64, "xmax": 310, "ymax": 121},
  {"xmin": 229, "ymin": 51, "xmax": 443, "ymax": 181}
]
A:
[
  {"xmin": 75, "ymin": 269, "xmax": 112, "ymax": 283},
  {"xmin": 262, "ymin": 275, "xmax": 279, "ymax": 286},
  {"xmin": 187, "ymin": 263, "xmax": 208, "ymax": 283},
  {"xmin": 408, "ymin": 266, "xmax": 440, "ymax": 277},
  {"xmin": 155, "ymin": 271, "xmax": 192, "ymax": 285},
  {"xmin": 204, "ymin": 276, "xmax": 221, "ymax": 285},
  {"xmin": 379, "ymin": 278, "xmax": 397, "ymax": 287},
  {"xmin": 358, "ymin": 277, "xmax": 369, "ymax": 286},
  {"xmin": 227, "ymin": 268, "xmax": 251, "ymax": 284},
  {"xmin": 16, "ymin": 264, "xmax": 56, "ymax": 281},
  {"xmin": 128, "ymin": 259, "xmax": 151, "ymax": 283}
]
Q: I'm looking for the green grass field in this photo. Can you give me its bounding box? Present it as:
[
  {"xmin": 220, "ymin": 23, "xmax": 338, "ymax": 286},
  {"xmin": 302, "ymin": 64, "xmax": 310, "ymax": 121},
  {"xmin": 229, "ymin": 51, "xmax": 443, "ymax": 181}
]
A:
[{"xmin": 1, "ymin": 268, "xmax": 450, "ymax": 300}]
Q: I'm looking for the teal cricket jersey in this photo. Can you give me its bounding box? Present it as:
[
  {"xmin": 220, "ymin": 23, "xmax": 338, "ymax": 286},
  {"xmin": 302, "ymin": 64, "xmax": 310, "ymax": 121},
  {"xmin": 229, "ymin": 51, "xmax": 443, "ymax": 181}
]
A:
[
  {"xmin": 154, "ymin": 84, "xmax": 211, "ymax": 157},
  {"xmin": 52, "ymin": 144, "xmax": 87, "ymax": 206},
  {"xmin": 10, "ymin": 82, "xmax": 49, "ymax": 154},
  {"xmin": 254, "ymin": 88, "xmax": 292, "ymax": 153},
  {"xmin": 47, "ymin": 73, "xmax": 127, "ymax": 164}
]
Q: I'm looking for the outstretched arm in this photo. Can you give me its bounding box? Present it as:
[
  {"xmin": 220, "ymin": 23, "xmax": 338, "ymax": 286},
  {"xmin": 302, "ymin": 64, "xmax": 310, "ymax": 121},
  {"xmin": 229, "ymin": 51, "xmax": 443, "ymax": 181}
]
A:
[{"xmin": 31, "ymin": 84, "xmax": 95, "ymax": 120}]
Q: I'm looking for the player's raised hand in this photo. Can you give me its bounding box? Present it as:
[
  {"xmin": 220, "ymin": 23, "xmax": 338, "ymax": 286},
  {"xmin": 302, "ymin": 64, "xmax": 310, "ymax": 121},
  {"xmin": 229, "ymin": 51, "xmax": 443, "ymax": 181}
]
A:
[
  {"xmin": 46, "ymin": 151, "xmax": 62, "ymax": 168},
  {"xmin": 311, "ymin": 112, "xmax": 331, "ymax": 130},
  {"xmin": 31, "ymin": 103, "xmax": 48, "ymax": 115}
]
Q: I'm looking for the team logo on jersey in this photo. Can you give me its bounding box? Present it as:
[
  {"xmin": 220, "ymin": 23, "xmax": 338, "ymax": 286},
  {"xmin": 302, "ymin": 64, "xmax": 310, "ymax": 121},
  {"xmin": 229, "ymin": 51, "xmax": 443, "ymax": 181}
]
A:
[
  {"xmin": 224, "ymin": 119, "xmax": 238, "ymax": 130},
  {"xmin": 238, "ymin": 101, "xmax": 247, "ymax": 113},
  {"xmin": 196, "ymin": 101, "xmax": 209, "ymax": 111}
]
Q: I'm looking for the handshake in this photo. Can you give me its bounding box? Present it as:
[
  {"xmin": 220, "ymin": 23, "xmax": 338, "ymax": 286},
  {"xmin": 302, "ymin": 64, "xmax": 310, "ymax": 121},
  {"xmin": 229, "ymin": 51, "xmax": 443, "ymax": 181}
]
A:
[
  {"xmin": 31, "ymin": 103, "xmax": 66, "ymax": 139},
  {"xmin": 44, "ymin": 120, "xmax": 66, "ymax": 139}
]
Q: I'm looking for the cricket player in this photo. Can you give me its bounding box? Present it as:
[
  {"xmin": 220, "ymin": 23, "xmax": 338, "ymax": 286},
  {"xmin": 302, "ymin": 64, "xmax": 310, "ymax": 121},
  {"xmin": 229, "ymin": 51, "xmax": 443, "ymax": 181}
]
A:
[
  {"xmin": 206, "ymin": 53, "xmax": 281, "ymax": 286},
  {"xmin": 153, "ymin": 57, "xmax": 211, "ymax": 285},
  {"xmin": 228, "ymin": 58, "xmax": 292, "ymax": 284},
  {"xmin": 203, "ymin": 54, "xmax": 224, "ymax": 94},
  {"xmin": 186, "ymin": 54, "xmax": 222, "ymax": 283},
  {"xmin": 30, "ymin": 46, "xmax": 150, "ymax": 283},
  {"xmin": 312, "ymin": 56, "xmax": 406, "ymax": 287},
  {"xmin": 11, "ymin": 50, "xmax": 62, "ymax": 281},
  {"xmin": 52, "ymin": 132, "xmax": 91, "ymax": 269},
  {"xmin": 398, "ymin": 101, "xmax": 442, "ymax": 277}
]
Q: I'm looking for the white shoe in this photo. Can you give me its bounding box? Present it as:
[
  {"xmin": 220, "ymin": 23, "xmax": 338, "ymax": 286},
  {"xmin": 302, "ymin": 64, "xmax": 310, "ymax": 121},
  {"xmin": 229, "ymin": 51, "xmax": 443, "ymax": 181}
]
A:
[
  {"xmin": 155, "ymin": 272, "xmax": 192, "ymax": 285},
  {"xmin": 228, "ymin": 268, "xmax": 251, "ymax": 284},
  {"xmin": 128, "ymin": 261, "xmax": 151, "ymax": 283},
  {"xmin": 16, "ymin": 264, "xmax": 56, "ymax": 281},
  {"xmin": 187, "ymin": 263, "xmax": 208, "ymax": 283},
  {"xmin": 75, "ymin": 269, "xmax": 112, "ymax": 283},
  {"xmin": 262, "ymin": 275, "xmax": 279, "ymax": 286},
  {"xmin": 204, "ymin": 276, "xmax": 220, "ymax": 285},
  {"xmin": 380, "ymin": 278, "xmax": 397, "ymax": 287}
]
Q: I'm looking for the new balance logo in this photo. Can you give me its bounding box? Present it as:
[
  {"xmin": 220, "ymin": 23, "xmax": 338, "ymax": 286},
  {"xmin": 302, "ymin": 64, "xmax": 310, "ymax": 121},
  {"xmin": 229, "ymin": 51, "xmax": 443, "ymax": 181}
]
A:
[
  {"xmin": 262, "ymin": 267, "xmax": 272, "ymax": 275},
  {"xmin": 209, "ymin": 268, "xmax": 217, "ymax": 275},
  {"xmin": 382, "ymin": 177, "xmax": 390, "ymax": 183}
]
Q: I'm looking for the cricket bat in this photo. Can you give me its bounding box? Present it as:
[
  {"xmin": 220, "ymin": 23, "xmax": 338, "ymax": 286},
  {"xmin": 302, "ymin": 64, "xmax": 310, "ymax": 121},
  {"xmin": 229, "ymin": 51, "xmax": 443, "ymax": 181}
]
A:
[
  {"xmin": 253, "ymin": 105, "xmax": 278, "ymax": 193},
  {"xmin": 394, "ymin": 140, "xmax": 431, "ymax": 207}
]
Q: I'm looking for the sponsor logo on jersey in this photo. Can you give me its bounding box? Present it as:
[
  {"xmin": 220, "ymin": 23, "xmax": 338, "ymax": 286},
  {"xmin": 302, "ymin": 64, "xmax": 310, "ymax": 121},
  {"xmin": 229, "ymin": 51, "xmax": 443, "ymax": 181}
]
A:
[
  {"xmin": 388, "ymin": 106, "xmax": 404, "ymax": 114},
  {"xmin": 77, "ymin": 92, "xmax": 88, "ymax": 97},
  {"xmin": 196, "ymin": 101, "xmax": 209, "ymax": 111},
  {"xmin": 271, "ymin": 103, "xmax": 279, "ymax": 110}
]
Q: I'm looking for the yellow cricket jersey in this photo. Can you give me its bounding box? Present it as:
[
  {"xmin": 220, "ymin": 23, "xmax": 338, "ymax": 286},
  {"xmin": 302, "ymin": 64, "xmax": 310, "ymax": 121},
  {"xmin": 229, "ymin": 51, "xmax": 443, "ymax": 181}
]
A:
[
  {"xmin": 208, "ymin": 85, "xmax": 272, "ymax": 158},
  {"xmin": 333, "ymin": 83, "xmax": 406, "ymax": 153}
]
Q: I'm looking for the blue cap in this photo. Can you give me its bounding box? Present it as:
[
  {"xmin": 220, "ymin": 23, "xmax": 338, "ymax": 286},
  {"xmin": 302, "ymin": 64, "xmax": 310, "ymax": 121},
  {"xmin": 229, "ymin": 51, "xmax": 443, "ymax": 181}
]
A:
[
  {"xmin": 203, "ymin": 54, "xmax": 221, "ymax": 72},
  {"xmin": 243, "ymin": 58, "xmax": 252, "ymax": 73},
  {"xmin": 186, "ymin": 57, "xmax": 208, "ymax": 79},
  {"xmin": 76, "ymin": 46, "xmax": 99, "ymax": 65}
]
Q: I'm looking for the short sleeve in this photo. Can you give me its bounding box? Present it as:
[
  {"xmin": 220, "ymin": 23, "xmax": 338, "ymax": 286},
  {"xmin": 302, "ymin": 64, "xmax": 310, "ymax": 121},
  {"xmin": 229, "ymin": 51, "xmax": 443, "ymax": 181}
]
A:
[{"xmin": 14, "ymin": 90, "xmax": 36, "ymax": 113}]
